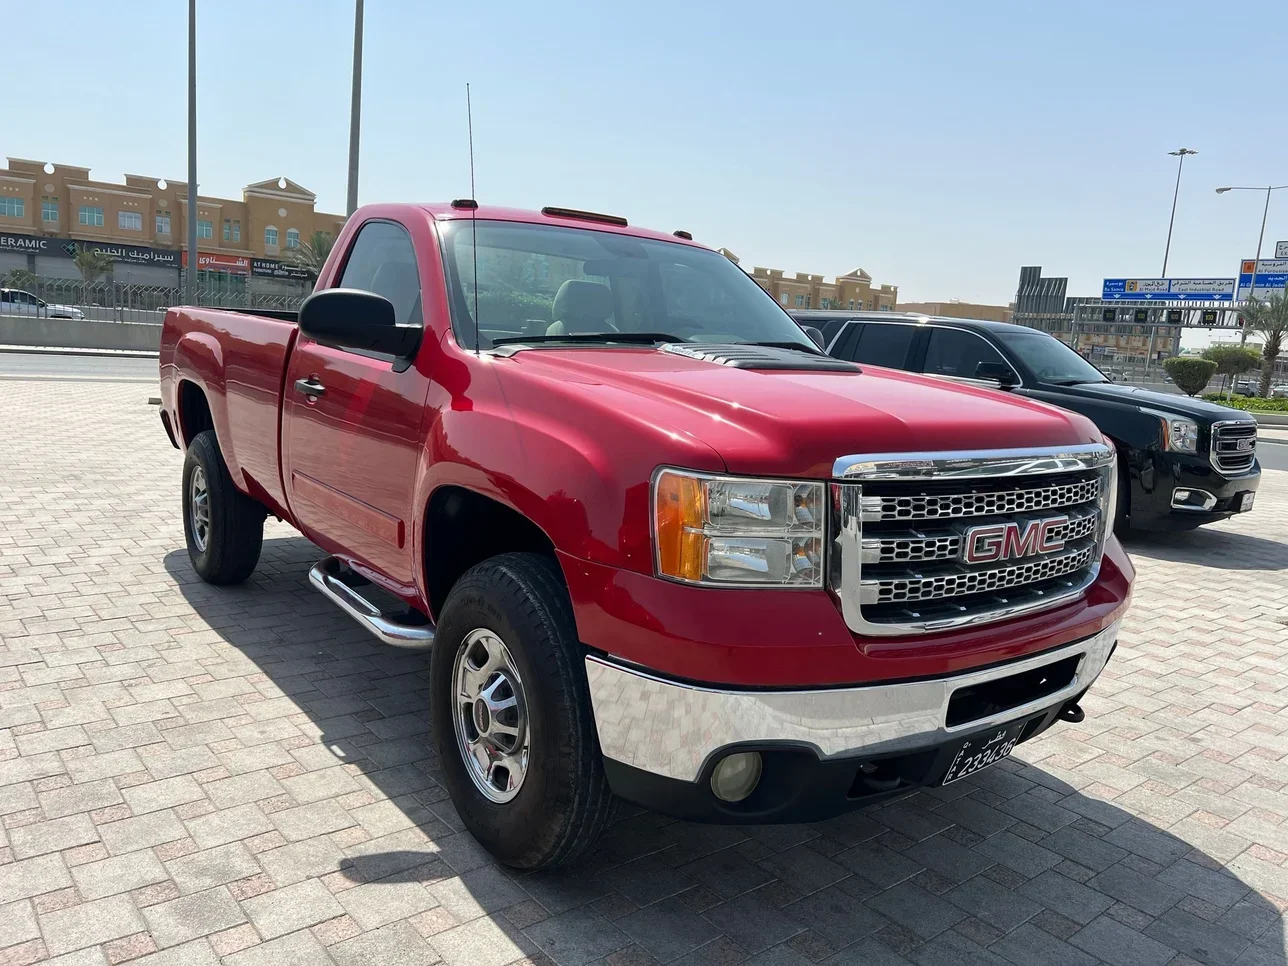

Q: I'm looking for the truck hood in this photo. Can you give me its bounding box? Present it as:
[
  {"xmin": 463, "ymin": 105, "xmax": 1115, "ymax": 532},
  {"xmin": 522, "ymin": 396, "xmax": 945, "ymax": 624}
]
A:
[
  {"xmin": 1050, "ymin": 381, "xmax": 1255, "ymax": 423},
  {"xmin": 504, "ymin": 347, "xmax": 1102, "ymax": 478}
]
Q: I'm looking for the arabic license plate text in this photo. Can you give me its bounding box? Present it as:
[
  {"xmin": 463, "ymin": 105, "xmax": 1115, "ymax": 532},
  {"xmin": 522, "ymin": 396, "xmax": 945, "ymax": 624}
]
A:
[
  {"xmin": 940, "ymin": 722, "xmax": 1025, "ymax": 785},
  {"xmin": 1238, "ymin": 492, "xmax": 1256, "ymax": 512}
]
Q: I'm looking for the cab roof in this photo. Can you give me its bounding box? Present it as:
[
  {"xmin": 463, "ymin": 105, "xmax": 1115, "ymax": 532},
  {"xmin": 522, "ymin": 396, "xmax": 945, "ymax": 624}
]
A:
[{"xmin": 415, "ymin": 202, "xmax": 705, "ymax": 248}]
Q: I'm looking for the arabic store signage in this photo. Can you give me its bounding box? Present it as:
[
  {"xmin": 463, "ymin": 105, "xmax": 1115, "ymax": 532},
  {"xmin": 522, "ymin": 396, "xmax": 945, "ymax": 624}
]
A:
[
  {"xmin": 181, "ymin": 251, "xmax": 252, "ymax": 275},
  {"xmin": 0, "ymin": 230, "xmax": 180, "ymax": 267},
  {"xmin": 251, "ymin": 258, "xmax": 313, "ymax": 280}
]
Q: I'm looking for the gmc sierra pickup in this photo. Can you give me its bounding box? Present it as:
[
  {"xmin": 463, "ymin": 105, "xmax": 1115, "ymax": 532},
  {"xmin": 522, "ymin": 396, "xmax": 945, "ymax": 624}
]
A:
[{"xmin": 159, "ymin": 202, "xmax": 1133, "ymax": 869}]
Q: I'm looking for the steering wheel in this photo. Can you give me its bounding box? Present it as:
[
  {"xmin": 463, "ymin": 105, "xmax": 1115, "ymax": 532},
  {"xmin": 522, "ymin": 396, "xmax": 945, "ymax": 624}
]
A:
[{"xmin": 1036, "ymin": 366, "xmax": 1063, "ymax": 381}]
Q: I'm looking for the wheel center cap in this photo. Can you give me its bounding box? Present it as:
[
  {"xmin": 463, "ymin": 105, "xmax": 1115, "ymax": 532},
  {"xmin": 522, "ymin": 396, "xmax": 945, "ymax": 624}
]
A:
[{"xmin": 473, "ymin": 698, "xmax": 490, "ymax": 733}]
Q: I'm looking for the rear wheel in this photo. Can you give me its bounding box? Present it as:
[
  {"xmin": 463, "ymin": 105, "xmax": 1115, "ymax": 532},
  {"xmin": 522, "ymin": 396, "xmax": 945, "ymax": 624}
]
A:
[
  {"xmin": 182, "ymin": 430, "xmax": 265, "ymax": 584},
  {"xmin": 431, "ymin": 553, "xmax": 614, "ymax": 869}
]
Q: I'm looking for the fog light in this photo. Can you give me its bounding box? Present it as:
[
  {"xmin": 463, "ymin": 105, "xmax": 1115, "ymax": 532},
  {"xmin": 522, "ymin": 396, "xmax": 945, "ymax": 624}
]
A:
[
  {"xmin": 1171, "ymin": 487, "xmax": 1216, "ymax": 510},
  {"xmin": 710, "ymin": 752, "xmax": 762, "ymax": 803}
]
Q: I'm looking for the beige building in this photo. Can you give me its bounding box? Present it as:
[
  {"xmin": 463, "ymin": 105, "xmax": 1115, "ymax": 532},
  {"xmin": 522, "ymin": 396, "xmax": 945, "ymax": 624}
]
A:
[
  {"xmin": 740, "ymin": 262, "xmax": 898, "ymax": 312},
  {"xmin": 0, "ymin": 157, "xmax": 345, "ymax": 287},
  {"xmin": 897, "ymin": 300, "xmax": 1013, "ymax": 323}
]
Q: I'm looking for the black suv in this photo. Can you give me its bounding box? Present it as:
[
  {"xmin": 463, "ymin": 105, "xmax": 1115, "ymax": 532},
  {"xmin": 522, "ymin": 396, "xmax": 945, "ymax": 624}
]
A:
[{"xmin": 794, "ymin": 310, "xmax": 1260, "ymax": 532}]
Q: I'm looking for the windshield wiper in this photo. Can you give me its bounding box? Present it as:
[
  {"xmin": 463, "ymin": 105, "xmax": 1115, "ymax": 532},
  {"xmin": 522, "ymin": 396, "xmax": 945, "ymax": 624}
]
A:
[
  {"xmin": 1047, "ymin": 378, "xmax": 1108, "ymax": 386},
  {"xmin": 489, "ymin": 332, "xmax": 685, "ymax": 347}
]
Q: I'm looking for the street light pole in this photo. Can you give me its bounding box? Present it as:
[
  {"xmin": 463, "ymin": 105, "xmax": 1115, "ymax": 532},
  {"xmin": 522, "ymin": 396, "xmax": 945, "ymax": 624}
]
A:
[
  {"xmin": 1216, "ymin": 184, "xmax": 1288, "ymax": 343},
  {"xmin": 1161, "ymin": 148, "xmax": 1196, "ymax": 278},
  {"xmin": 346, "ymin": 0, "xmax": 364, "ymax": 217},
  {"xmin": 185, "ymin": 0, "xmax": 198, "ymax": 306}
]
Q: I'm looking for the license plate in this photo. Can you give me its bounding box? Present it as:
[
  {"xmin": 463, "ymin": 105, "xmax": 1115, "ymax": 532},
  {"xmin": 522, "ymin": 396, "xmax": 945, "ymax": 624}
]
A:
[
  {"xmin": 940, "ymin": 722, "xmax": 1025, "ymax": 785},
  {"xmin": 1238, "ymin": 492, "xmax": 1256, "ymax": 512}
]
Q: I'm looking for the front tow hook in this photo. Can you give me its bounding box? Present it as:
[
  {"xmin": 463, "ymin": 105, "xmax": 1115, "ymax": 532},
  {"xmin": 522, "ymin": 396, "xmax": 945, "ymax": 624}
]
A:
[{"xmin": 1059, "ymin": 702, "xmax": 1086, "ymax": 723}]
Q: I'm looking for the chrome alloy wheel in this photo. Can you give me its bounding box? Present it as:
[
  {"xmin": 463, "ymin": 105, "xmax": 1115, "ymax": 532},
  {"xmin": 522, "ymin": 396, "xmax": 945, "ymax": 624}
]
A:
[
  {"xmin": 452, "ymin": 628, "xmax": 530, "ymax": 803},
  {"xmin": 189, "ymin": 466, "xmax": 211, "ymax": 552}
]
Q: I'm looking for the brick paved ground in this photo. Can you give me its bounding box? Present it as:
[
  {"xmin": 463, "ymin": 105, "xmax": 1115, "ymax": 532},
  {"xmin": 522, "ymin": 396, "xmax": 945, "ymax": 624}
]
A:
[{"xmin": 3, "ymin": 378, "xmax": 1288, "ymax": 966}]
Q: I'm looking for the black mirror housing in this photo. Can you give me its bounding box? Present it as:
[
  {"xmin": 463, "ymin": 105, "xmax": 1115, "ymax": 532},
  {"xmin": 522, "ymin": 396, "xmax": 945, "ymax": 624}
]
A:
[
  {"xmin": 802, "ymin": 325, "xmax": 827, "ymax": 350},
  {"xmin": 975, "ymin": 361, "xmax": 1019, "ymax": 387},
  {"xmin": 298, "ymin": 288, "xmax": 422, "ymax": 359}
]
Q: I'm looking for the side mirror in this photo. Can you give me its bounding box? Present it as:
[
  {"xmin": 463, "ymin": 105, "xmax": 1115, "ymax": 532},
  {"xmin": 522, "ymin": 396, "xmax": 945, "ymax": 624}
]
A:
[
  {"xmin": 975, "ymin": 361, "xmax": 1019, "ymax": 387},
  {"xmin": 802, "ymin": 325, "xmax": 827, "ymax": 350},
  {"xmin": 298, "ymin": 288, "xmax": 422, "ymax": 359}
]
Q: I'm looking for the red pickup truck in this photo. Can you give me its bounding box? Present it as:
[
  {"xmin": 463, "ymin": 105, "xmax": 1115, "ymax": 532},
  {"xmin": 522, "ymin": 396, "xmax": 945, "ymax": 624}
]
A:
[{"xmin": 159, "ymin": 202, "xmax": 1133, "ymax": 869}]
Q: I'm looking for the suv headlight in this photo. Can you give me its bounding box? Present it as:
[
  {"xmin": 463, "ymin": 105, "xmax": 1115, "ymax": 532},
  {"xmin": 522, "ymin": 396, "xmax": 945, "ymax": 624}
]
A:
[
  {"xmin": 653, "ymin": 469, "xmax": 824, "ymax": 586},
  {"xmin": 1142, "ymin": 409, "xmax": 1198, "ymax": 454}
]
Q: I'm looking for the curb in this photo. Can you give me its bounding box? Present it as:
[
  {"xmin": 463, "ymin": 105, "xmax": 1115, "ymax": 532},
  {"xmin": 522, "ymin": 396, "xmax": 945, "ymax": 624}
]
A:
[{"xmin": 0, "ymin": 345, "xmax": 159, "ymax": 360}]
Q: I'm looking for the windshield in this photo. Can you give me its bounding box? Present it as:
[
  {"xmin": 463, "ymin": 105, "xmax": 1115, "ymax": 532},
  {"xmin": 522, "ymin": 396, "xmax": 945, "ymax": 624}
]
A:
[
  {"xmin": 994, "ymin": 329, "xmax": 1108, "ymax": 384},
  {"xmin": 438, "ymin": 220, "xmax": 816, "ymax": 351}
]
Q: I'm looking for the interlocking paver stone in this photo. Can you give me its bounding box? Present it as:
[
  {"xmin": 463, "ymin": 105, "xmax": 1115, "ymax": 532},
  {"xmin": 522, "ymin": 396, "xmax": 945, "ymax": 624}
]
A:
[
  {"xmin": 10, "ymin": 813, "xmax": 99, "ymax": 858},
  {"xmin": 71, "ymin": 849, "xmax": 169, "ymax": 900},
  {"xmin": 241, "ymin": 877, "xmax": 345, "ymax": 938},
  {"xmin": 0, "ymin": 852, "xmax": 73, "ymax": 903},
  {"xmin": 39, "ymin": 894, "xmax": 147, "ymax": 956},
  {"xmin": 164, "ymin": 841, "xmax": 261, "ymax": 893},
  {"xmin": 142, "ymin": 886, "xmax": 248, "ymax": 947},
  {"xmin": 7, "ymin": 380, "xmax": 1288, "ymax": 965}
]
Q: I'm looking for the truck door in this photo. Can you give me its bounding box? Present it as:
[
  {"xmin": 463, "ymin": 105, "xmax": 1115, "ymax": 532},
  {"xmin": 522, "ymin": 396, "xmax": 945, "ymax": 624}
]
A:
[{"xmin": 281, "ymin": 219, "xmax": 431, "ymax": 596}]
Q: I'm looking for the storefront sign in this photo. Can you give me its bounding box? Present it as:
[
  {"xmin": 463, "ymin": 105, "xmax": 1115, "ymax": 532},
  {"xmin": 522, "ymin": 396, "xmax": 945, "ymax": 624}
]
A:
[
  {"xmin": 251, "ymin": 258, "xmax": 312, "ymax": 280},
  {"xmin": 181, "ymin": 251, "xmax": 252, "ymax": 275},
  {"xmin": 0, "ymin": 230, "xmax": 179, "ymax": 267}
]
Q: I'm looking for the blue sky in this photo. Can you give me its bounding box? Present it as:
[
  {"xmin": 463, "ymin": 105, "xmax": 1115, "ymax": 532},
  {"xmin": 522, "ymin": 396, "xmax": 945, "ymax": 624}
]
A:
[{"xmin": 6, "ymin": 0, "xmax": 1287, "ymax": 305}]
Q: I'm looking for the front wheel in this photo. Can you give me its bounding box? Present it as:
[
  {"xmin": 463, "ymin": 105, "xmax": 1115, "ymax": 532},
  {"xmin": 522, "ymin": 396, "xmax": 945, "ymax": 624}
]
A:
[{"xmin": 430, "ymin": 553, "xmax": 614, "ymax": 869}]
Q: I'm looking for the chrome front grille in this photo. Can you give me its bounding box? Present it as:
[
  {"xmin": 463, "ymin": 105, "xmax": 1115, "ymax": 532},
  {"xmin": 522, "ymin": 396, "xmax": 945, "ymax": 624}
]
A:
[
  {"xmin": 865, "ymin": 546, "xmax": 1095, "ymax": 604},
  {"xmin": 1211, "ymin": 420, "xmax": 1257, "ymax": 475},
  {"xmin": 830, "ymin": 445, "xmax": 1116, "ymax": 636},
  {"xmin": 862, "ymin": 478, "xmax": 1099, "ymax": 522},
  {"xmin": 863, "ymin": 510, "xmax": 1098, "ymax": 564}
]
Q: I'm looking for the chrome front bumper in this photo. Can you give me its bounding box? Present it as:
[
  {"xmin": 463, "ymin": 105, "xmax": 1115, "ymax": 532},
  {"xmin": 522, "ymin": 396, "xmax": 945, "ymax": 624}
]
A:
[{"xmin": 585, "ymin": 620, "xmax": 1119, "ymax": 783}]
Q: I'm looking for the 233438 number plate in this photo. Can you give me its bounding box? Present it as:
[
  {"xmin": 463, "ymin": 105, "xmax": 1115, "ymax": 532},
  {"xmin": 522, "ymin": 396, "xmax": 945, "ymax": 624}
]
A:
[{"xmin": 940, "ymin": 721, "xmax": 1025, "ymax": 785}]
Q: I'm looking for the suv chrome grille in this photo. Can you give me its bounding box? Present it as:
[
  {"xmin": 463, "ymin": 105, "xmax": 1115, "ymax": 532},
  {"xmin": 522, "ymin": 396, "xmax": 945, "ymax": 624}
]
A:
[
  {"xmin": 829, "ymin": 446, "xmax": 1116, "ymax": 636},
  {"xmin": 1211, "ymin": 420, "xmax": 1256, "ymax": 475}
]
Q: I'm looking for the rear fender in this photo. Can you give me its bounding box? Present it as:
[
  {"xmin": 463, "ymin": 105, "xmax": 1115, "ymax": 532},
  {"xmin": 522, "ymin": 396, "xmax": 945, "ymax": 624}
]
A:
[{"xmin": 172, "ymin": 332, "xmax": 241, "ymax": 482}]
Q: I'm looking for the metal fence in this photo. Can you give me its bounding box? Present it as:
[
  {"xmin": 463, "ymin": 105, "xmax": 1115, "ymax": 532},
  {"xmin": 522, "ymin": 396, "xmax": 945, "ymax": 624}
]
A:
[{"xmin": 27, "ymin": 278, "xmax": 307, "ymax": 324}]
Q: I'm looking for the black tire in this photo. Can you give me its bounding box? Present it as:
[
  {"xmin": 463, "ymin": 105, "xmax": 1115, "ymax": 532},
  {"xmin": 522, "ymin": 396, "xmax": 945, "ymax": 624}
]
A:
[
  {"xmin": 182, "ymin": 429, "xmax": 265, "ymax": 585},
  {"xmin": 431, "ymin": 552, "xmax": 614, "ymax": 870}
]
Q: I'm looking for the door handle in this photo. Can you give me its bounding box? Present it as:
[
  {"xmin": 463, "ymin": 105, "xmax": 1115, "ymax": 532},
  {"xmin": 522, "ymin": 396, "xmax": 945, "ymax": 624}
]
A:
[{"xmin": 295, "ymin": 377, "xmax": 326, "ymax": 397}]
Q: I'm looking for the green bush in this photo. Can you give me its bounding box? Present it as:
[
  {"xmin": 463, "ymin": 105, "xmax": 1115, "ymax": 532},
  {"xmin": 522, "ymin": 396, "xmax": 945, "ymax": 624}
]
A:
[
  {"xmin": 1162, "ymin": 357, "xmax": 1216, "ymax": 396},
  {"xmin": 1201, "ymin": 393, "xmax": 1288, "ymax": 412}
]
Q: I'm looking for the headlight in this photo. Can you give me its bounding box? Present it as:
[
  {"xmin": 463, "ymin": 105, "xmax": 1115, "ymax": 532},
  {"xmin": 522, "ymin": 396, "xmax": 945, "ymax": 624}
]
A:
[
  {"xmin": 653, "ymin": 469, "xmax": 824, "ymax": 586},
  {"xmin": 1142, "ymin": 409, "xmax": 1198, "ymax": 454}
]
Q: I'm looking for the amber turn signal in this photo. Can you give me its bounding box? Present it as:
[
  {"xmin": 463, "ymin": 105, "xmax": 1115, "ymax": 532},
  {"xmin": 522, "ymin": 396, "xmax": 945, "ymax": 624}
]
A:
[{"xmin": 654, "ymin": 471, "xmax": 706, "ymax": 581}]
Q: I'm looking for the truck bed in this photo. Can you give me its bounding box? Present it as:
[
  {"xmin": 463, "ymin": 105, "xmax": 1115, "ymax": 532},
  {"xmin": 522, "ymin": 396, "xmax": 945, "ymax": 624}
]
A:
[{"xmin": 159, "ymin": 306, "xmax": 299, "ymax": 519}]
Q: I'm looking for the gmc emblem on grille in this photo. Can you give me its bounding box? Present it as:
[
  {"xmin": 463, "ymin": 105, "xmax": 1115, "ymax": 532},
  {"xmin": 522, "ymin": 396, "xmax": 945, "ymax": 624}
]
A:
[
  {"xmin": 1233, "ymin": 438, "xmax": 1255, "ymax": 452},
  {"xmin": 963, "ymin": 515, "xmax": 1068, "ymax": 564}
]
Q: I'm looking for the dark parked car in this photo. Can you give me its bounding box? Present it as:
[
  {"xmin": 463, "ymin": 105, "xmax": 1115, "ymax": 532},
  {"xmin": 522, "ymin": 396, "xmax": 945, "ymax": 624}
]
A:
[{"xmin": 794, "ymin": 310, "xmax": 1261, "ymax": 531}]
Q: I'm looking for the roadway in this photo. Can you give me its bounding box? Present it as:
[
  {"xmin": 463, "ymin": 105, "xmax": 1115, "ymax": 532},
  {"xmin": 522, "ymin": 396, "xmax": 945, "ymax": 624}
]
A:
[{"xmin": 0, "ymin": 351, "xmax": 158, "ymax": 383}]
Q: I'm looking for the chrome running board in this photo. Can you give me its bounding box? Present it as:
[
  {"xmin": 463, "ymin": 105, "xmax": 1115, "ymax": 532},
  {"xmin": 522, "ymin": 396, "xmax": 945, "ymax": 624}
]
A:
[{"xmin": 308, "ymin": 556, "xmax": 435, "ymax": 649}]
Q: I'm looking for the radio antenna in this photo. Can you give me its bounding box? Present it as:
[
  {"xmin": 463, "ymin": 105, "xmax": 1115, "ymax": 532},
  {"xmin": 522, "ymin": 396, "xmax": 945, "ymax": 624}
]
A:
[{"xmin": 467, "ymin": 83, "xmax": 480, "ymax": 355}]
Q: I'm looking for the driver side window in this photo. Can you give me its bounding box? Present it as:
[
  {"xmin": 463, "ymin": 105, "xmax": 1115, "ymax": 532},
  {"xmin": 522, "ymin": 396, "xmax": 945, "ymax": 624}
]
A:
[{"xmin": 338, "ymin": 221, "xmax": 423, "ymax": 324}]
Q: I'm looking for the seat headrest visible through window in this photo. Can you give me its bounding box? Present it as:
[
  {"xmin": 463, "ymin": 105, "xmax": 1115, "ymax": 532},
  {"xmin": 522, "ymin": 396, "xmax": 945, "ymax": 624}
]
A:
[
  {"xmin": 550, "ymin": 279, "xmax": 612, "ymax": 334},
  {"xmin": 371, "ymin": 261, "xmax": 420, "ymax": 323}
]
